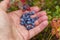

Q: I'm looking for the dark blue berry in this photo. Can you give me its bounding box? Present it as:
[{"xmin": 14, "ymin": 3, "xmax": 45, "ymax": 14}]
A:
[
  {"xmin": 31, "ymin": 18, "xmax": 35, "ymax": 23},
  {"xmin": 26, "ymin": 15, "xmax": 30, "ymax": 18},
  {"xmin": 21, "ymin": 14, "xmax": 26, "ymax": 18},
  {"xmin": 23, "ymin": 5, "xmax": 27, "ymax": 10},
  {"xmin": 20, "ymin": 18, "xmax": 24, "ymax": 21},
  {"xmin": 33, "ymin": 17, "xmax": 39, "ymax": 21},
  {"xmin": 26, "ymin": 20, "xmax": 32, "ymax": 24},
  {"xmin": 27, "ymin": 18, "xmax": 31, "ymax": 21},
  {"xmin": 29, "ymin": 11, "xmax": 35, "ymax": 15},
  {"xmin": 24, "ymin": 12, "xmax": 31, "ymax": 16},
  {"xmin": 31, "ymin": 11, "xmax": 35, "ymax": 15},
  {"xmin": 31, "ymin": 26, "xmax": 35, "ymax": 28},
  {"xmin": 32, "ymin": 23, "xmax": 35, "ymax": 26},
  {"xmin": 26, "ymin": 25, "xmax": 32, "ymax": 30},
  {"xmin": 24, "ymin": 17, "xmax": 30, "ymax": 21},
  {"xmin": 20, "ymin": 21, "xmax": 25, "ymax": 25}
]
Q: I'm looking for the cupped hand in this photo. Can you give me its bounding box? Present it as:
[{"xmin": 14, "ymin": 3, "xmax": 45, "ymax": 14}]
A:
[{"xmin": 0, "ymin": 0, "xmax": 48, "ymax": 40}]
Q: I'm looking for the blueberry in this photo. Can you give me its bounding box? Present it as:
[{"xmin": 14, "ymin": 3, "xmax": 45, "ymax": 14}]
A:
[
  {"xmin": 26, "ymin": 25, "xmax": 35, "ymax": 30},
  {"xmin": 25, "ymin": 14, "xmax": 30, "ymax": 18},
  {"xmin": 20, "ymin": 21, "xmax": 25, "ymax": 25},
  {"xmin": 29, "ymin": 11, "xmax": 35, "ymax": 15},
  {"xmin": 26, "ymin": 25, "xmax": 32, "ymax": 30},
  {"xmin": 26, "ymin": 15, "xmax": 30, "ymax": 18},
  {"xmin": 33, "ymin": 17, "xmax": 39, "ymax": 21},
  {"xmin": 25, "ymin": 12, "xmax": 30, "ymax": 15},
  {"xmin": 31, "ymin": 11, "xmax": 35, "ymax": 14},
  {"xmin": 31, "ymin": 18, "xmax": 35, "ymax": 23},
  {"xmin": 31, "ymin": 25, "xmax": 35, "ymax": 28},
  {"xmin": 21, "ymin": 15, "xmax": 29, "ymax": 21},
  {"xmin": 24, "ymin": 17, "xmax": 30, "ymax": 21},
  {"xmin": 27, "ymin": 18, "xmax": 31, "ymax": 21},
  {"xmin": 23, "ymin": 5, "xmax": 27, "ymax": 10},
  {"xmin": 24, "ymin": 13, "xmax": 28, "ymax": 16},
  {"xmin": 20, "ymin": 18, "xmax": 24, "ymax": 22},
  {"xmin": 26, "ymin": 20, "xmax": 32, "ymax": 24},
  {"xmin": 21, "ymin": 14, "xmax": 26, "ymax": 18},
  {"xmin": 31, "ymin": 23, "xmax": 35, "ymax": 25}
]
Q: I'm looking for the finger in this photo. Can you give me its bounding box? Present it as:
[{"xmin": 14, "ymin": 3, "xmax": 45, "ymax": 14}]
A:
[
  {"xmin": 31, "ymin": 11, "xmax": 47, "ymax": 26},
  {"xmin": 30, "ymin": 6, "xmax": 40, "ymax": 13},
  {"xmin": 31, "ymin": 11, "xmax": 46, "ymax": 18},
  {"xmin": 0, "ymin": 9, "xmax": 14, "ymax": 40},
  {"xmin": 0, "ymin": 0, "xmax": 10, "ymax": 11},
  {"xmin": 29, "ymin": 20, "xmax": 48, "ymax": 39},
  {"xmin": 35, "ymin": 15, "xmax": 48, "ymax": 26},
  {"xmin": 0, "ymin": 9, "xmax": 10, "ymax": 25}
]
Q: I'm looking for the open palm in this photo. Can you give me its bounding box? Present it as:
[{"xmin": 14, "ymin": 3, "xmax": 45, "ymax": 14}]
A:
[
  {"xmin": 0, "ymin": 0, "xmax": 48, "ymax": 40},
  {"xmin": 9, "ymin": 7, "xmax": 48, "ymax": 40}
]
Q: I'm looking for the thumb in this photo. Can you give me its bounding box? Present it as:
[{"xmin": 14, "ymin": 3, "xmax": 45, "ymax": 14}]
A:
[
  {"xmin": 0, "ymin": 9, "xmax": 13, "ymax": 40},
  {"xmin": 0, "ymin": 0, "xmax": 10, "ymax": 11}
]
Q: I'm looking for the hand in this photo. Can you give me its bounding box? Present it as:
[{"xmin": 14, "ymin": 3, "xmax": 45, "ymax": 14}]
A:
[{"xmin": 0, "ymin": 0, "xmax": 48, "ymax": 40}]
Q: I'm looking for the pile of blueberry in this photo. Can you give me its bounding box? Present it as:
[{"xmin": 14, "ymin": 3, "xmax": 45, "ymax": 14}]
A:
[{"xmin": 20, "ymin": 11, "xmax": 38, "ymax": 30}]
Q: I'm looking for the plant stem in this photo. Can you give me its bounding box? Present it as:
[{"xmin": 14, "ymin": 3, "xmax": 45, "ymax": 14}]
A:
[{"xmin": 49, "ymin": 34, "xmax": 53, "ymax": 40}]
